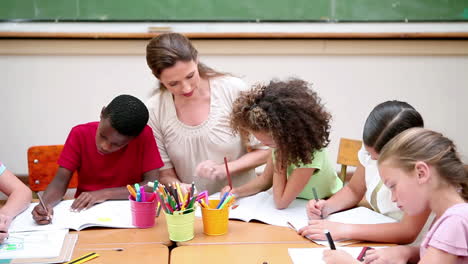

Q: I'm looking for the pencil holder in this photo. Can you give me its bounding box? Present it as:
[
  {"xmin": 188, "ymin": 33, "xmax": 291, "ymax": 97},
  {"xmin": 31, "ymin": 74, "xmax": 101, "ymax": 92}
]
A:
[
  {"xmin": 129, "ymin": 194, "xmax": 157, "ymax": 228},
  {"xmin": 201, "ymin": 199, "xmax": 230, "ymax": 236},
  {"xmin": 165, "ymin": 210, "xmax": 195, "ymax": 242}
]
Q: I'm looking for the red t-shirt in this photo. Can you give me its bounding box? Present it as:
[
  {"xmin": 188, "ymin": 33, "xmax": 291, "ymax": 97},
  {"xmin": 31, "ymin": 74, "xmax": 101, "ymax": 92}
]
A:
[{"xmin": 58, "ymin": 122, "xmax": 164, "ymax": 197}]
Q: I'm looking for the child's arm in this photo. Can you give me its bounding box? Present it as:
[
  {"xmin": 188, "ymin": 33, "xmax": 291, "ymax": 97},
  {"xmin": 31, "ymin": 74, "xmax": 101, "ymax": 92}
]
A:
[
  {"xmin": 308, "ymin": 165, "xmax": 367, "ymax": 218},
  {"xmin": 70, "ymin": 168, "xmax": 159, "ymax": 211},
  {"xmin": 299, "ymin": 208, "xmax": 431, "ymax": 243},
  {"xmin": 222, "ymin": 148, "xmax": 270, "ymax": 176},
  {"xmin": 272, "ymin": 165, "xmax": 315, "ymax": 210},
  {"xmin": 32, "ymin": 167, "xmax": 72, "ymax": 224},
  {"xmin": 0, "ymin": 169, "xmax": 32, "ymax": 230},
  {"xmin": 221, "ymin": 154, "xmax": 274, "ymax": 198},
  {"xmin": 195, "ymin": 149, "xmax": 271, "ymax": 180},
  {"xmin": 418, "ymin": 247, "xmax": 458, "ymax": 264},
  {"xmin": 363, "ymin": 246, "xmax": 420, "ymax": 264}
]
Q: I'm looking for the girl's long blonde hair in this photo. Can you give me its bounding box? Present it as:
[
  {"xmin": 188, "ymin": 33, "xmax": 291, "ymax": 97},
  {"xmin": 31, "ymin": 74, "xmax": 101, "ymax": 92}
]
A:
[{"xmin": 379, "ymin": 128, "xmax": 468, "ymax": 201}]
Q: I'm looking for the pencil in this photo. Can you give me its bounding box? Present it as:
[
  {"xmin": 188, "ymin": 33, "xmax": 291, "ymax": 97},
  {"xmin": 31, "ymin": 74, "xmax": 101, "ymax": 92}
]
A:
[
  {"xmin": 224, "ymin": 157, "xmax": 233, "ymax": 189},
  {"xmin": 65, "ymin": 252, "xmax": 99, "ymax": 264},
  {"xmin": 37, "ymin": 192, "xmax": 51, "ymax": 222},
  {"xmin": 312, "ymin": 187, "xmax": 323, "ymax": 219}
]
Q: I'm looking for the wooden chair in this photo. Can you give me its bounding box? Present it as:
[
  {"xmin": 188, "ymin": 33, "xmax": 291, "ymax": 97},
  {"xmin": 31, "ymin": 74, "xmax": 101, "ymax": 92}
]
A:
[
  {"xmin": 336, "ymin": 138, "xmax": 362, "ymax": 183},
  {"xmin": 27, "ymin": 145, "xmax": 78, "ymax": 197}
]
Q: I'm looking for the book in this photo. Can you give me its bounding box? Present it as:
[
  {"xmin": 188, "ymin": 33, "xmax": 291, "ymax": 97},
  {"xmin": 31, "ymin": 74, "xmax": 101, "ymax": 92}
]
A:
[
  {"xmin": 198, "ymin": 191, "xmax": 395, "ymax": 228},
  {"xmin": 0, "ymin": 229, "xmax": 69, "ymax": 260},
  {"xmin": 288, "ymin": 247, "xmax": 386, "ymax": 264},
  {"xmin": 11, "ymin": 233, "xmax": 78, "ymax": 264},
  {"xmin": 197, "ymin": 191, "xmax": 396, "ymax": 245},
  {"xmin": 195, "ymin": 191, "xmax": 309, "ymax": 227},
  {"xmin": 9, "ymin": 200, "xmax": 135, "ymax": 232}
]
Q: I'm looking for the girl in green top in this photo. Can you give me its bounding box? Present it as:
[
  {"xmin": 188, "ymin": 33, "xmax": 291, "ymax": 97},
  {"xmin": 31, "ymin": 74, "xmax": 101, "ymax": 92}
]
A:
[{"xmin": 222, "ymin": 78, "xmax": 342, "ymax": 209}]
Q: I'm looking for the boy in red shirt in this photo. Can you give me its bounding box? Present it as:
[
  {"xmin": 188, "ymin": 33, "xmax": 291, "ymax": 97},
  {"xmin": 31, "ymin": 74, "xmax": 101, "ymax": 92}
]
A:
[{"xmin": 32, "ymin": 94, "xmax": 163, "ymax": 224}]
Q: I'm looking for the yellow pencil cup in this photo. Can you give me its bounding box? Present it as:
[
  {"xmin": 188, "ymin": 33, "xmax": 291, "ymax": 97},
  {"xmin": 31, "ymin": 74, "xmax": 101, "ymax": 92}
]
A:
[
  {"xmin": 201, "ymin": 199, "xmax": 230, "ymax": 236},
  {"xmin": 165, "ymin": 210, "xmax": 195, "ymax": 242}
]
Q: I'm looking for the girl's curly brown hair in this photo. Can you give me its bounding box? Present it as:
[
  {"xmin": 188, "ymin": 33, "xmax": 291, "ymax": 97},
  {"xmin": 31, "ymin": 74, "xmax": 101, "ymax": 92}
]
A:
[{"xmin": 230, "ymin": 78, "xmax": 332, "ymax": 168}]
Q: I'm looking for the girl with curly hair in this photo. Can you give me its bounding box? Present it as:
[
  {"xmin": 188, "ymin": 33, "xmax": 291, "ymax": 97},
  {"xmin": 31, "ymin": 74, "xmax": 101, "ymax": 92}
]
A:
[{"xmin": 222, "ymin": 78, "xmax": 343, "ymax": 209}]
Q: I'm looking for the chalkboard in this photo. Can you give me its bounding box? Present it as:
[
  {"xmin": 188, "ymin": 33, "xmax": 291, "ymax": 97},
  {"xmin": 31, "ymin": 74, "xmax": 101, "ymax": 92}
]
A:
[{"xmin": 1, "ymin": 0, "xmax": 467, "ymax": 22}]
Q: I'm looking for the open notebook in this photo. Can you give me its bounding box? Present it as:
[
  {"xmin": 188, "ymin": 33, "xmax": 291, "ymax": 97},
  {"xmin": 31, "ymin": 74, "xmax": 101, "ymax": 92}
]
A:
[
  {"xmin": 199, "ymin": 191, "xmax": 395, "ymax": 228},
  {"xmin": 0, "ymin": 229, "xmax": 69, "ymax": 260},
  {"xmin": 197, "ymin": 191, "xmax": 396, "ymax": 244},
  {"xmin": 288, "ymin": 247, "xmax": 386, "ymax": 264},
  {"xmin": 9, "ymin": 200, "xmax": 135, "ymax": 232}
]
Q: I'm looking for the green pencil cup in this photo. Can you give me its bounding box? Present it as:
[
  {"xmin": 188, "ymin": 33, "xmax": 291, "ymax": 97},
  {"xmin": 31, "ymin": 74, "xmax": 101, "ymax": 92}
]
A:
[{"xmin": 165, "ymin": 210, "xmax": 195, "ymax": 242}]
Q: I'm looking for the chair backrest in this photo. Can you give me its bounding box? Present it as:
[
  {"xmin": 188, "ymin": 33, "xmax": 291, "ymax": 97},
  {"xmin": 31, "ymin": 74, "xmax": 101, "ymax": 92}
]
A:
[
  {"xmin": 27, "ymin": 145, "xmax": 78, "ymax": 193},
  {"xmin": 337, "ymin": 138, "xmax": 362, "ymax": 183}
]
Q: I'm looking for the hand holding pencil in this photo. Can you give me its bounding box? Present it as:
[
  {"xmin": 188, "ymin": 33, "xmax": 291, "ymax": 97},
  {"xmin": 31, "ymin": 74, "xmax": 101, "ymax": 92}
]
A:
[
  {"xmin": 31, "ymin": 193, "xmax": 54, "ymax": 225},
  {"xmin": 306, "ymin": 199, "xmax": 327, "ymax": 220}
]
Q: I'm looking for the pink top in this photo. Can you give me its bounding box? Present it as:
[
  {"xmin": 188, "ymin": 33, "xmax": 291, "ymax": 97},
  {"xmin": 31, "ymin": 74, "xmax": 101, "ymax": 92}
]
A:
[
  {"xmin": 59, "ymin": 122, "xmax": 164, "ymax": 197},
  {"xmin": 420, "ymin": 203, "xmax": 468, "ymax": 263}
]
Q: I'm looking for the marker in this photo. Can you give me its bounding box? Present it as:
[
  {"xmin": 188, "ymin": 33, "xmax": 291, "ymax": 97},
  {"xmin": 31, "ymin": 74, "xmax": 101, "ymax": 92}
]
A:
[
  {"xmin": 312, "ymin": 187, "xmax": 323, "ymax": 219},
  {"xmin": 126, "ymin": 185, "xmax": 137, "ymax": 199},
  {"xmin": 140, "ymin": 186, "xmax": 146, "ymax": 202},
  {"xmin": 217, "ymin": 192, "xmax": 229, "ymax": 209},
  {"xmin": 324, "ymin": 229, "xmax": 336, "ymax": 250}
]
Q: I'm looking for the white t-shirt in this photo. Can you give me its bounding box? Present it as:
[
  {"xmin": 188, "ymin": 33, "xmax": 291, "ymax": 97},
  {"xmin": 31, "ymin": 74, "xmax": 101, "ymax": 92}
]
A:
[
  {"xmin": 358, "ymin": 145, "xmax": 403, "ymax": 220},
  {"xmin": 147, "ymin": 76, "xmax": 264, "ymax": 194}
]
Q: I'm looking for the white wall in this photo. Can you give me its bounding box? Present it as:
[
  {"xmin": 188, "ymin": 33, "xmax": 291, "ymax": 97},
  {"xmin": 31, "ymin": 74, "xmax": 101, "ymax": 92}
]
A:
[{"xmin": 1, "ymin": 39, "xmax": 467, "ymax": 175}]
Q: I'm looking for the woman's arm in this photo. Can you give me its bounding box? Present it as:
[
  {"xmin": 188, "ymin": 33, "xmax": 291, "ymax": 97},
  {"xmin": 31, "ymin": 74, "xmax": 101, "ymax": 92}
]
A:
[{"xmin": 0, "ymin": 169, "xmax": 32, "ymax": 218}]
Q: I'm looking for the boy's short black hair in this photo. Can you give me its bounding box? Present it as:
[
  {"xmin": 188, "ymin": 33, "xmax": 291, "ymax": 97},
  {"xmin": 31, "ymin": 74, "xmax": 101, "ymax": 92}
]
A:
[{"xmin": 101, "ymin": 94, "xmax": 149, "ymax": 137}]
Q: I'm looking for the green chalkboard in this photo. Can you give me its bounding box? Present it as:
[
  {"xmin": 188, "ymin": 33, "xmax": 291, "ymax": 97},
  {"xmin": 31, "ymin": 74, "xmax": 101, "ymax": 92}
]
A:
[{"xmin": 1, "ymin": 0, "xmax": 467, "ymax": 22}]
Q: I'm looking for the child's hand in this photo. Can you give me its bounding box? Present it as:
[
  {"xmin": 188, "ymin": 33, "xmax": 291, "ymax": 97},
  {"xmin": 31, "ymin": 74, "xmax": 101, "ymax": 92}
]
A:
[
  {"xmin": 0, "ymin": 214, "xmax": 12, "ymax": 243},
  {"xmin": 220, "ymin": 185, "xmax": 238, "ymax": 198},
  {"xmin": 31, "ymin": 204, "xmax": 54, "ymax": 225},
  {"xmin": 323, "ymin": 249, "xmax": 360, "ymax": 264},
  {"xmin": 307, "ymin": 199, "xmax": 327, "ymax": 219},
  {"xmin": 298, "ymin": 220, "xmax": 350, "ymax": 241},
  {"xmin": 71, "ymin": 190, "xmax": 107, "ymax": 211},
  {"xmin": 195, "ymin": 160, "xmax": 225, "ymax": 180},
  {"xmin": 363, "ymin": 246, "xmax": 409, "ymax": 264}
]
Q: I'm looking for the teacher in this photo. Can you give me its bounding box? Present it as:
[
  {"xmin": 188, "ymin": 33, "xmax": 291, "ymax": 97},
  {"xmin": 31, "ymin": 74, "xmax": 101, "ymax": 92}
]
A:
[{"xmin": 146, "ymin": 33, "xmax": 270, "ymax": 194}]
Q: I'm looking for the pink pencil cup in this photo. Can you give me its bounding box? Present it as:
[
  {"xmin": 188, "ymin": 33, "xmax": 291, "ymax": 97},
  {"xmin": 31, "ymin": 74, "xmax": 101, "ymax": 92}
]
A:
[{"xmin": 129, "ymin": 193, "xmax": 157, "ymax": 228}]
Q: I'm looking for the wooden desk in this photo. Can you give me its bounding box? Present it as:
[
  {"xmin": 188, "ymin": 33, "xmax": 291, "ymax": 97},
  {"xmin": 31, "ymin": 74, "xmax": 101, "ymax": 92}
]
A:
[
  {"xmin": 171, "ymin": 244, "xmax": 321, "ymax": 264},
  {"xmin": 72, "ymin": 243, "xmax": 168, "ymax": 264},
  {"xmin": 71, "ymin": 213, "xmax": 172, "ymax": 246},
  {"xmin": 177, "ymin": 218, "xmax": 310, "ymax": 246}
]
